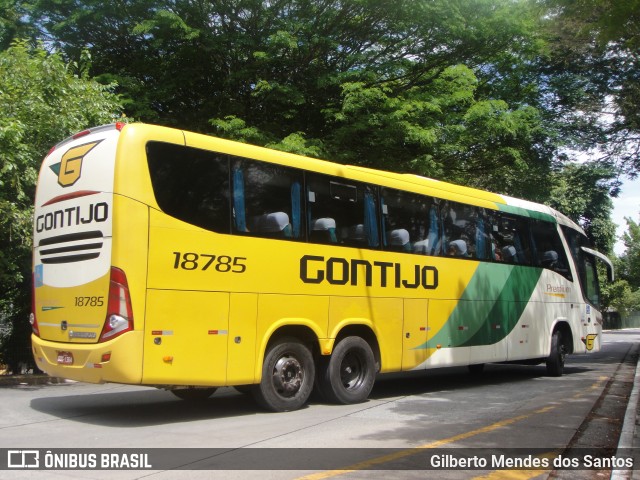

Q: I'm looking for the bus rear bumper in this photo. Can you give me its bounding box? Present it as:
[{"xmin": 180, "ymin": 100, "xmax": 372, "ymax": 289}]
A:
[{"xmin": 31, "ymin": 332, "xmax": 143, "ymax": 385}]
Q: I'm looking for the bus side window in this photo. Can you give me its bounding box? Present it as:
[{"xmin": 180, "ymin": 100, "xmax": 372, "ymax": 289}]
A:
[
  {"xmin": 307, "ymin": 179, "xmax": 339, "ymax": 245},
  {"xmin": 530, "ymin": 220, "xmax": 572, "ymax": 280},
  {"xmin": 307, "ymin": 174, "xmax": 379, "ymax": 248},
  {"xmin": 380, "ymin": 187, "xmax": 433, "ymax": 255},
  {"xmin": 443, "ymin": 204, "xmax": 490, "ymax": 260},
  {"xmin": 474, "ymin": 209, "xmax": 491, "ymax": 260},
  {"xmin": 443, "ymin": 202, "xmax": 479, "ymax": 259},
  {"xmin": 488, "ymin": 211, "xmax": 532, "ymax": 265},
  {"xmin": 231, "ymin": 159, "xmax": 303, "ymax": 240},
  {"xmin": 147, "ymin": 142, "xmax": 231, "ymax": 234}
]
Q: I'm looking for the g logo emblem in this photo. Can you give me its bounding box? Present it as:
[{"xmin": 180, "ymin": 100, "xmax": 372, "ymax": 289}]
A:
[
  {"xmin": 55, "ymin": 140, "xmax": 102, "ymax": 187},
  {"xmin": 583, "ymin": 334, "xmax": 597, "ymax": 351}
]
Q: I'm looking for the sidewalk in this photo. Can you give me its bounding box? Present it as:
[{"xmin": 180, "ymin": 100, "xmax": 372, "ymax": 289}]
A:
[
  {"xmin": 612, "ymin": 344, "xmax": 640, "ymax": 480},
  {"xmin": 0, "ymin": 374, "xmax": 66, "ymax": 386}
]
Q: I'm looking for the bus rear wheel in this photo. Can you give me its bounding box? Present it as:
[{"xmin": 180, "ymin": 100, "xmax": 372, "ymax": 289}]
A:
[
  {"xmin": 546, "ymin": 330, "xmax": 566, "ymax": 377},
  {"xmin": 253, "ymin": 337, "xmax": 315, "ymax": 412},
  {"xmin": 316, "ymin": 336, "xmax": 375, "ymax": 404}
]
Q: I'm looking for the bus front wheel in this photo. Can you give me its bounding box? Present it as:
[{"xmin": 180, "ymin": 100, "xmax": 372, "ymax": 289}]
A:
[
  {"xmin": 316, "ymin": 336, "xmax": 375, "ymax": 404},
  {"xmin": 253, "ymin": 337, "xmax": 315, "ymax": 412},
  {"xmin": 546, "ymin": 330, "xmax": 566, "ymax": 377}
]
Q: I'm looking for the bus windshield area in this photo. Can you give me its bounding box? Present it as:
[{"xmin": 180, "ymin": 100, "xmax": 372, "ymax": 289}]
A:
[{"xmin": 561, "ymin": 225, "xmax": 606, "ymax": 308}]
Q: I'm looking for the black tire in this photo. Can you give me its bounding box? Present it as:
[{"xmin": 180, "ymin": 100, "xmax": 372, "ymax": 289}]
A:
[
  {"xmin": 316, "ymin": 336, "xmax": 376, "ymax": 404},
  {"xmin": 546, "ymin": 330, "xmax": 566, "ymax": 377},
  {"xmin": 253, "ymin": 337, "xmax": 315, "ymax": 412},
  {"xmin": 170, "ymin": 387, "xmax": 217, "ymax": 401}
]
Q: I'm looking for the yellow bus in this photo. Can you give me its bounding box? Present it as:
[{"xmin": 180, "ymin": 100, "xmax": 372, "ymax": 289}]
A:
[{"xmin": 31, "ymin": 123, "xmax": 613, "ymax": 411}]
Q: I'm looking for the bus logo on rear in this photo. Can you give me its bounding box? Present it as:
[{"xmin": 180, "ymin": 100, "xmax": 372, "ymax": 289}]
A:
[
  {"xmin": 50, "ymin": 140, "xmax": 102, "ymax": 187},
  {"xmin": 583, "ymin": 333, "xmax": 597, "ymax": 351}
]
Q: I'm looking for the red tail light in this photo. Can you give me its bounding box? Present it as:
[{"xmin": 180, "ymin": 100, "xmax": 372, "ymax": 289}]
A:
[
  {"xmin": 30, "ymin": 277, "xmax": 40, "ymax": 337},
  {"xmin": 100, "ymin": 267, "xmax": 134, "ymax": 342},
  {"xmin": 72, "ymin": 129, "xmax": 91, "ymax": 140}
]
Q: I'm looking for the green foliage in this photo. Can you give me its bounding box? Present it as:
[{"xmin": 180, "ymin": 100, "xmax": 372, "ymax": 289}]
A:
[
  {"xmin": 0, "ymin": 0, "xmax": 35, "ymax": 49},
  {"xmin": 618, "ymin": 216, "xmax": 640, "ymax": 288},
  {"xmin": 322, "ymin": 66, "xmax": 550, "ymax": 199},
  {"xmin": 210, "ymin": 116, "xmax": 269, "ymax": 146},
  {"xmin": 14, "ymin": 0, "xmax": 632, "ymax": 315},
  {"xmin": 266, "ymin": 132, "xmax": 324, "ymax": 158},
  {"xmin": 0, "ymin": 41, "xmax": 122, "ymax": 371},
  {"xmin": 548, "ymin": 162, "xmax": 617, "ymax": 252},
  {"xmin": 602, "ymin": 216, "xmax": 640, "ymax": 318},
  {"xmin": 32, "ymin": 0, "xmax": 556, "ymax": 195},
  {"xmin": 602, "ymin": 279, "xmax": 640, "ymax": 319},
  {"xmin": 541, "ymin": 0, "xmax": 640, "ymax": 177}
]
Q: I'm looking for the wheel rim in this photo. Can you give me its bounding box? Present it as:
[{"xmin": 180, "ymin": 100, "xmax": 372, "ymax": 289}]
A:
[
  {"xmin": 272, "ymin": 354, "xmax": 304, "ymax": 398},
  {"xmin": 340, "ymin": 351, "xmax": 366, "ymax": 390}
]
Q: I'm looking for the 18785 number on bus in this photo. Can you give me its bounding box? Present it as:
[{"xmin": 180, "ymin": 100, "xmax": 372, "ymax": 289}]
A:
[{"xmin": 172, "ymin": 252, "xmax": 247, "ymax": 272}]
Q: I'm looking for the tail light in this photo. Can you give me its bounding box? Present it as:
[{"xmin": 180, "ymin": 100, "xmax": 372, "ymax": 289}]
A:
[
  {"xmin": 100, "ymin": 267, "xmax": 134, "ymax": 342},
  {"xmin": 30, "ymin": 277, "xmax": 40, "ymax": 337}
]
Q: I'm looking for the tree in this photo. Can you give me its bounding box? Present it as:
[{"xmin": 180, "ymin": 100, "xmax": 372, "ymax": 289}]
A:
[
  {"xmin": 602, "ymin": 279, "xmax": 640, "ymax": 319},
  {"xmin": 0, "ymin": 41, "xmax": 122, "ymax": 372},
  {"xmin": 618, "ymin": 215, "xmax": 640, "ymax": 288},
  {"xmin": 548, "ymin": 161, "xmax": 617, "ymax": 253},
  {"xmin": 0, "ymin": 0, "xmax": 35, "ymax": 49},
  {"xmin": 541, "ymin": 0, "xmax": 640, "ymax": 178},
  {"xmin": 29, "ymin": 0, "xmax": 623, "ymax": 250},
  {"xmin": 601, "ymin": 215, "xmax": 640, "ymax": 319},
  {"xmin": 33, "ymin": 0, "xmax": 559, "ymax": 196}
]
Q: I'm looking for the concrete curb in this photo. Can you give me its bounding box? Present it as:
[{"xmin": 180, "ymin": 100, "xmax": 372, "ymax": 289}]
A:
[{"xmin": 0, "ymin": 374, "xmax": 68, "ymax": 386}]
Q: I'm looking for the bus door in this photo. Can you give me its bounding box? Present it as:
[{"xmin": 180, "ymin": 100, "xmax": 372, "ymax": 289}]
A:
[{"xmin": 579, "ymin": 251, "xmax": 607, "ymax": 353}]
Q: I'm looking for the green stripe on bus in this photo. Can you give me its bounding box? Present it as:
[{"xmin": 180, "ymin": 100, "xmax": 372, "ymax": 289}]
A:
[
  {"xmin": 498, "ymin": 203, "xmax": 556, "ymax": 223},
  {"xmin": 418, "ymin": 263, "xmax": 542, "ymax": 349},
  {"xmin": 459, "ymin": 265, "xmax": 542, "ymax": 347}
]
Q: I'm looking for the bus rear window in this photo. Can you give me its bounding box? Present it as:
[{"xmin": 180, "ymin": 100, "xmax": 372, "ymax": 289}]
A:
[{"xmin": 147, "ymin": 142, "xmax": 230, "ymax": 233}]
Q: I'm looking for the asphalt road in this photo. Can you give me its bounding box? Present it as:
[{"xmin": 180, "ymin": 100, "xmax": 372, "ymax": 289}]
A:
[{"xmin": 1, "ymin": 329, "xmax": 638, "ymax": 479}]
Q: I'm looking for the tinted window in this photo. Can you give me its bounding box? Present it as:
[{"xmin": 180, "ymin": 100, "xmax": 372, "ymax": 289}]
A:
[
  {"xmin": 583, "ymin": 255, "xmax": 601, "ymax": 307},
  {"xmin": 381, "ymin": 188, "xmax": 435, "ymax": 254},
  {"xmin": 147, "ymin": 142, "xmax": 230, "ymax": 233},
  {"xmin": 486, "ymin": 211, "xmax": 532, "ymax": 265},
  {"xmin": 562, "ymin": 226, "xmax": 600, "ymax": 306},
  {"xmin": 442, "ymin": 203, "xmax": 498, "ymax": 260},
  {"xmin": 307, "ymin": 173, "xmax": 379, "ymax": 248},
  {"xmin": 531, "ymin": 220, "xmax": 572, "ymax": 280},
  {"xmin": 231, "ymin": 159, "xmax": 303, "ymax": 240}
]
